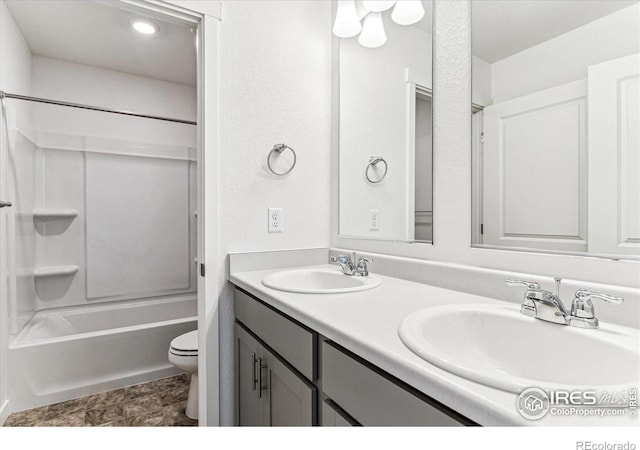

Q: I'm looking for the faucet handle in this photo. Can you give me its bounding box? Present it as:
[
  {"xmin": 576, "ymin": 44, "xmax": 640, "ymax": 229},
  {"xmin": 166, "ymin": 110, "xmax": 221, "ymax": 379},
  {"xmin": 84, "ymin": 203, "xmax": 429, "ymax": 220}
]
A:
[
  {"xmin": 505, "ymin": 279, "xmax": 540, "ymax": 290},
  {"xmin": 358, "ymin": 256, "xmax": 372, "ymax": 264},
  {"xmin": 330, "ymin": 254, "xmax": 352, "ymax": 264},
  {"xmin": 573, "ymin": 289, "xmax": 623, "ymax": 305},
  {"xmin": 507, "ymin": 279, "xmax": 541, "ymax": 318},
  {"xmin": 568, "ymin": 289, "xmax": 623, "ymax": 329}
]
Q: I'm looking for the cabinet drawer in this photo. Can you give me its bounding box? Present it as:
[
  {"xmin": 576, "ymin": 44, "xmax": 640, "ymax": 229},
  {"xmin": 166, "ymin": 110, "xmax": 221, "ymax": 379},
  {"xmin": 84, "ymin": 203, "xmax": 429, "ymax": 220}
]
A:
[
  {"xmin": 322, "ymin": 400, "xmax": 357, "ymax": 427},
  {"xmin": 322, "ymin": 341, "xmax": 465, "ymax": 426},
  {"xmin": 235, "ymin": 289, "xmax": 314, "ymax": 381}
]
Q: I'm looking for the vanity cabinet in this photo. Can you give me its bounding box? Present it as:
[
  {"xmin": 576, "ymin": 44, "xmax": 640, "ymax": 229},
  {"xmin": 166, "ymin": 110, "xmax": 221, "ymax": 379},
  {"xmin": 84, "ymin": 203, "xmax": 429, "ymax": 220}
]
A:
[
  {"xmin": 321, "ymin": 340, "xmax": 471, "ymax": 426},
  {"xmin": 233, "ymin": 287, "xmax": 474, "ymax": 427},
  {"xmin": 235, "ymin": 324, "xmax": 315, "ymax": 426},
  {"xmin": 322, "ymin": 400, "xmax": 358, "ymax": 426},
  {"xmin": 234, "ymin": 289, "xmax": 317, "ymax": 426}
]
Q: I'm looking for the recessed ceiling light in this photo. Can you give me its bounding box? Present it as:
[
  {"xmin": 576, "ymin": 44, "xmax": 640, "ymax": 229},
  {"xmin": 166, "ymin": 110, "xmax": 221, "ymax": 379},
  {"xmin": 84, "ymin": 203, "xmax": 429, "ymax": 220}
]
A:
[{"xmin": 131, "ymin": 19, "xmax": 158, "ymax": 35}]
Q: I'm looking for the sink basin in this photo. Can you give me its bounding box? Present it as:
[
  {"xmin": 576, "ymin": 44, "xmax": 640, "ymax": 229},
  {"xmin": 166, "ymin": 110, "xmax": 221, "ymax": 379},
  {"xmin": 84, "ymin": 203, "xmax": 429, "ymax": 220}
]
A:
[
  {"xmin": 399, "ymin": 303, "xmax": 639, "ymax": 393},
  {"xmin": 262, "ymin": 267, "xmax": 381, "ymax": 294}
]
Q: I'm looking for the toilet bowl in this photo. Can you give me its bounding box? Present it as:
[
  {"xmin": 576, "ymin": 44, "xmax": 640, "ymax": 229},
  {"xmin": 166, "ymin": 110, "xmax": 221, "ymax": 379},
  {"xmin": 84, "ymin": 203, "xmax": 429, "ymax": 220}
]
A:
[{"xmin": 168, "ymin": 330, "xmax": 198, "ymax": 420}]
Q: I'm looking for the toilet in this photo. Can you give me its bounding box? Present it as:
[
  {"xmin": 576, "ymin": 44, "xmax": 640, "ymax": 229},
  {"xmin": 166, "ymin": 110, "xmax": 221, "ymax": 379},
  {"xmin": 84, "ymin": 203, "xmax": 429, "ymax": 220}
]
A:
[{"xmin": 168, "ymin": 330, "xmax": 198, "ymax": 420}]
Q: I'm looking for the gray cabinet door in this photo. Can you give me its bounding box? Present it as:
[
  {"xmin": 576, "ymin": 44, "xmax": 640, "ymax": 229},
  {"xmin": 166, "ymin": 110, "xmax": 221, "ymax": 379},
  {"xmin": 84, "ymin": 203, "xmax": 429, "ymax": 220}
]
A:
[
  {"xmin": 262, "ymin": 346, "xmax": 315, "ymax": 426},
  {"xmin": 236, "ymin": 323, "xmax": 315, "ymax": 426},
  {"xmin": 235, "ymin": 324, "xmax": 263, "ymax": 426}
]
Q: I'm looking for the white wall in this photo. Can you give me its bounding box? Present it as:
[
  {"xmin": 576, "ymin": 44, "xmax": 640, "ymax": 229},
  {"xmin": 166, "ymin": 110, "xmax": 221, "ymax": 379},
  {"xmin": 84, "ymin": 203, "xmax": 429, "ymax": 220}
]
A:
[
  {"xmin": 0, "ymin": 2, "xmax": 31, "ymax": 98},
  {"xmin": 31, "ymin": 56, "xmax": 196, "ymax": 145},
  {"xmin": 490, "ymin": 3, "xmax": 640, "ymax": 103},
  {"xmin": 332, "ymin": 1, "xmax": 640, "ymax": 290},
  {"xmin": 0, "ymin": 0, "xmax": 32, "ymax": 423},
  {"xmin": 217, "ymin": 0, "xmax": 332, "ymax": 425},
  {"xmin": 471, "ymin": 55, "xmax": 491, "ymax": 106}
]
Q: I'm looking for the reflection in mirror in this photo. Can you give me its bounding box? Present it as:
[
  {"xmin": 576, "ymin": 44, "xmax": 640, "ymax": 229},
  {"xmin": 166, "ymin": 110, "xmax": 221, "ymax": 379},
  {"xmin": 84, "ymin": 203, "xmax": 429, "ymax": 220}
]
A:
[
  {"xmin": 471, "ymin": 1, "xmax": 640, "ymax": 259},
  {"xmin": 337, "ymin": 1, "xmax": 433, "ymax": 243}
]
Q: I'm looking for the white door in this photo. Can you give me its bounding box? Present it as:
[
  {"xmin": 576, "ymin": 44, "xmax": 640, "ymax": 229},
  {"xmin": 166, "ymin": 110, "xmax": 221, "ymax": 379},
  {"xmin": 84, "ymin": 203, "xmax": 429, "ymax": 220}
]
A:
[
  {"xmin": 482, "ymin": 79, "xmax": 588, "ymax": 252},
  {"xmin": 587, "ymin": 53, "xmax": 640, "ymax": 257}
]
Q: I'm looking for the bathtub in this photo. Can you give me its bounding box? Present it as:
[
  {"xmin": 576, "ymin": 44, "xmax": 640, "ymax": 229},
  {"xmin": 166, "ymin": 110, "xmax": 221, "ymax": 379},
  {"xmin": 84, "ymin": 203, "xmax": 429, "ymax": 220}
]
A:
[{"xmin": 8, "ymin": 295, "xmax": 197, "ymax": 413}]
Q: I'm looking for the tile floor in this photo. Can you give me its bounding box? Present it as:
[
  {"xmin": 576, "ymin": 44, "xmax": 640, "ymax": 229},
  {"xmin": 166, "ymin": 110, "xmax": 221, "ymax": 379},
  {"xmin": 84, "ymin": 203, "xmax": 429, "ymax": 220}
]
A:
[{"xmin": 2, "ymin": 373, "xmax": 197, "ymax": 427}]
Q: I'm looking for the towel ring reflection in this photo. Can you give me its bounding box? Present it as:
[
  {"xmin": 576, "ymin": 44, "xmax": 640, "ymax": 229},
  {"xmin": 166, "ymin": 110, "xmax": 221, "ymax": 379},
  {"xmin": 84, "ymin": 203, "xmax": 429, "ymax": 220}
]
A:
[
  {"xmin": 365, "ymin": 156, "xmax": 388, "ymax": 183},
  {"xmin": 267, "ymin": 143, "xmax": 297, "ymax": 176}
]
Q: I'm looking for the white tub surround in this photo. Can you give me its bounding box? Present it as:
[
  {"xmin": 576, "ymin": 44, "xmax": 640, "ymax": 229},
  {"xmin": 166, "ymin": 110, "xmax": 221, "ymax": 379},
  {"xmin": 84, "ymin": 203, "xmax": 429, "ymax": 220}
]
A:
[
  {"xmin": 229, "ymin": 249, "xmax": 639, "ymax": 426},
  {"xmin": 8, "ymin": 295, "xmax": 196, "ymax": 413}
]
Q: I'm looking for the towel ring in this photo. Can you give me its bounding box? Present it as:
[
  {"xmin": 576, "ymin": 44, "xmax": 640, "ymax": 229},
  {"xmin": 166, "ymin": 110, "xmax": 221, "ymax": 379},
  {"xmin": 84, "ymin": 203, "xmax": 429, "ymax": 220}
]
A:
[
  {"xmin": 267, "ymin": 143, "xmax": 296, "ymax": 176},
  {"xmin": 365, "ymin": 156, "xmax": 388, "ymax": 183}
]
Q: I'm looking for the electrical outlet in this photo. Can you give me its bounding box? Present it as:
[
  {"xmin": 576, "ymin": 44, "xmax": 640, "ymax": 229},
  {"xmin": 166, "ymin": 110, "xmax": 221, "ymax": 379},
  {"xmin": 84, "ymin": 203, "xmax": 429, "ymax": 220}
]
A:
[
  {"xmin": 268, "ymin": 208, "xmax": 283, "ymax": 233},
  {"xmin": 369, "ymin": 210, "xmax": 379, "ymax": 231}
]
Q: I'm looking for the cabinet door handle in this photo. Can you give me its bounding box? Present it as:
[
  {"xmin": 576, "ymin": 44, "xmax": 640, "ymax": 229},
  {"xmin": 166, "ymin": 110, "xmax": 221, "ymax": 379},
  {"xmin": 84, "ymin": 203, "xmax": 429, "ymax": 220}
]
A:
[
  {"xmin": 251, "ymin": 352, "xmax": 258, "ymax": 391},
  {"xmin": 257, "ymin": 357, "xmax": 268, "ymax": 398}
]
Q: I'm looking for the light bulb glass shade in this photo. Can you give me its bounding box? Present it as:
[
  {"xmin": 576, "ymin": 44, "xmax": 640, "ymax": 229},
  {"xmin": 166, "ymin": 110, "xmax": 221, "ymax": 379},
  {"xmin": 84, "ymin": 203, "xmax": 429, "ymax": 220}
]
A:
[
  {"xmin": 358, "ymin": 12, "xmax": 387, "ymax": 48},
  {"xmin": 333, "ymin": 0, "xmax": 362, "ymax": 38},
  {"xmin": 391, "ymin": 1, "xmax": 425, "ymax": 25},
  {"xmin": 362, "ymin": 1, "xmax": 396, "ymax": 12},
  {"xmin": 354, "ymin": 1, "xmax": 369, "ymax": 20}
]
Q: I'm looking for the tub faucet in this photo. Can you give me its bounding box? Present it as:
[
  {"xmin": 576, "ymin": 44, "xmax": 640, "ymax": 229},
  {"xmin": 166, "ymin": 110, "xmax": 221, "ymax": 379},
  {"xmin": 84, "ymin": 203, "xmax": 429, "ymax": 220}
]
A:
[
  {"xmin": 506, "ymin": 278, "xmax": 623, "ymax": 329},
  {"xmin": 330, "ymin": 252, "xmax": 372, "ymax": 276}
]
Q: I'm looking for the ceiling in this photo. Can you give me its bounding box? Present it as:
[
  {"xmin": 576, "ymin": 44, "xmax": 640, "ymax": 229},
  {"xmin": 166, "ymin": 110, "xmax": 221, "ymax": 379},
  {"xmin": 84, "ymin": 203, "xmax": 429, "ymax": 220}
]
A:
[
  {"xmin": 5, "ymin": 0, "xmax": 196, "ymax": 86},
  {"xmin": 6, "ymin": 0, "xmax": 636, "ymax": 81},
  {"xmin": 471, "ymin": 0, "xmax": 638, "ymax": 63}
]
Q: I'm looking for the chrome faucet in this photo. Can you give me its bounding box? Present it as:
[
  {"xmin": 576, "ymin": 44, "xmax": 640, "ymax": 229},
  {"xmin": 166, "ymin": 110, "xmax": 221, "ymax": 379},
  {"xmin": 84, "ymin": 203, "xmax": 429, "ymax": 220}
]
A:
[
  {"xmin": 568, "ymin": 288, "xmax": 624, "ymax": 329},
  {"xmin": 506, "ymin": 278, "xmax": 623, "ymax": 329},
  {"xmin": 330, "ymin": 252, "xmax": 372, "ymax": 276}
]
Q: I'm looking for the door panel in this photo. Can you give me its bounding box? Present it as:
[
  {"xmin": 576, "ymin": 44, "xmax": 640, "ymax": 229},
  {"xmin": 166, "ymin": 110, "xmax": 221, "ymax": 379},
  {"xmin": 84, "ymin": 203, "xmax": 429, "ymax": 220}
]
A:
[
  {"xmin": 263, "ymin": 347, "xmax": 314, "ymax": 426},
  {"xmin": 482, "ymin": 80, "xmax": 588, "ymax": 252},
  {"xmin": 235, "ymin": 324, "xmax": 262, "ymax": 426},
  {"xmin": 588, "ymin": 53, "xmax": 640, "ymax": 256}
]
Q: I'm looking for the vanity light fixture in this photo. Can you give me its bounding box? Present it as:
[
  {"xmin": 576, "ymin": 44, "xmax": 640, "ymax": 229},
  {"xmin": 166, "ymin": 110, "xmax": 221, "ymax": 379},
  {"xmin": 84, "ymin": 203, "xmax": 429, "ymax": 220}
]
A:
[
  {"xmin": 131, "ymin": 19, "xmax": 158, "ymax": 35},
  {"xmin": 333, "ymin": 0, "xmax": 424, "ymax": 49},
  {"xmin": 391, "ymin": 0, "xmax": 425, "ymax": 26},
  {"xmin": 333, "ymin": 0, "xmax": 362, "ymax": 38},
  {"xmin": 358, "ymin": 12, "xmax": 387, "ymax": 48},
  {"xmin": 362, "ymin": 1, "xmax": 396, "ymax": 12}
]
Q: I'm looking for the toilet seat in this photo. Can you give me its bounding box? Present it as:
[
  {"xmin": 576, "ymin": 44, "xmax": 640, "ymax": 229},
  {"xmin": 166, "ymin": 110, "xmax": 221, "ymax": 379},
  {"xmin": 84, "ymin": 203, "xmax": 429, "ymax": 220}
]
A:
[{"xmin": 170, "ymin": 330, "xmax": 198, "ymax": 356}]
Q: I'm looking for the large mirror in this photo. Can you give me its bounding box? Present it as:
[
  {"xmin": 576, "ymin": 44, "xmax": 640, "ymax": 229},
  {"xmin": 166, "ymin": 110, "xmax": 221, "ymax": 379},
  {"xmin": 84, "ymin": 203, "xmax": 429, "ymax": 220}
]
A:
[
  {"xmin": 471, "ymin": 1, "xmax": 640, "ymax": 260},
  {"xmin": 336, "ymin": 1, "xmax": 433, "ymax": 243}
]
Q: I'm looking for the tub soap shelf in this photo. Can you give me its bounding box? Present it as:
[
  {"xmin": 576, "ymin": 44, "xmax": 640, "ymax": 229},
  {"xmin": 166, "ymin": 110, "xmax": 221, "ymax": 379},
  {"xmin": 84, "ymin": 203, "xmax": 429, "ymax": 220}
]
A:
[
  {"xmin": 33, "ymin": 209, "xmax": 79, "ymax": 220},
  {"xmin": 34, "ymin": 265, "xmax": 79, "ymax": 278}
]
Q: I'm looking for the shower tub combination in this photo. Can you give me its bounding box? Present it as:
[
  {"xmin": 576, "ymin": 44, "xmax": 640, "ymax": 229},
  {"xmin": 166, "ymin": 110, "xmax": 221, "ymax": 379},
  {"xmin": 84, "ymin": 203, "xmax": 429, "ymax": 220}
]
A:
[
  {"xmin": 8, "ymin": 295, "xmax": 196, "ymax": 412},
  {"xmin": 2, "ymin": 115, "xmax": 198, "ymax": 415}
]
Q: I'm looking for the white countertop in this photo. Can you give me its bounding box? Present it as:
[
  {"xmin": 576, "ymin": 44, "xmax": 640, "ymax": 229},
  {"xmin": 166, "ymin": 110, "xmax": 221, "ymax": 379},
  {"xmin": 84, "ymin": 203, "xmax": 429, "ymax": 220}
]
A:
[{"xmin": 229, "ymin": 264, "xmax": 638, "ymax": 427}]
